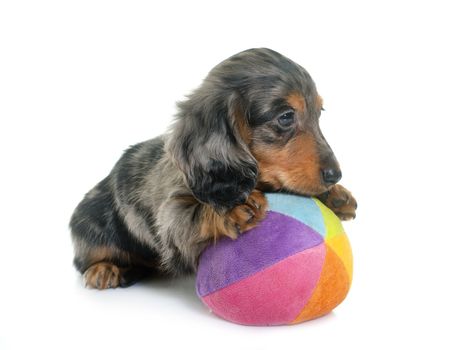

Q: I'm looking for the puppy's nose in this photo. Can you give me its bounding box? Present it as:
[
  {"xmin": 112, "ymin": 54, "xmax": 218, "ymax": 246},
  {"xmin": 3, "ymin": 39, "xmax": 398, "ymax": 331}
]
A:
[{"xmin": 321, "ymin": 168, "xmax": 342, "ymax": 185}]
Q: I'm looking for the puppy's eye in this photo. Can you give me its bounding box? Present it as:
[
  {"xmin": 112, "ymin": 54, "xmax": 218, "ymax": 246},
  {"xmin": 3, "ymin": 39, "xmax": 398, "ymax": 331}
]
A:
[{"xmin": 278, "ymin": 111, "xmax": 295, "ymax": 127}]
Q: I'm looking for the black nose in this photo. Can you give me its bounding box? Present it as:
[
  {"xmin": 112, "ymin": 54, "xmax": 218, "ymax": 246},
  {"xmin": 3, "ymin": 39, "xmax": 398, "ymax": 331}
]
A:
[{"xmin": 322, "ymin": 168, "xmax": 342, "ymax": 185}]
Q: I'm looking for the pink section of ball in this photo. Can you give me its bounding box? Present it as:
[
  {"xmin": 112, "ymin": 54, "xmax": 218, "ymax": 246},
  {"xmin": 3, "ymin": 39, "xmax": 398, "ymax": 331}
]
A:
[{"xmin": 200, "ymin": 244, "xmax": 326, "ymax": 326}]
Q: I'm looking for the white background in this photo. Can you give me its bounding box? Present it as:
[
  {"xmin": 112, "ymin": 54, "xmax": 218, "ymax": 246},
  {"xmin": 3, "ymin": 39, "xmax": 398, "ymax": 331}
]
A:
[{"xmin": 1, "ymin": 0, "xmax": 475, "ymax": 349}]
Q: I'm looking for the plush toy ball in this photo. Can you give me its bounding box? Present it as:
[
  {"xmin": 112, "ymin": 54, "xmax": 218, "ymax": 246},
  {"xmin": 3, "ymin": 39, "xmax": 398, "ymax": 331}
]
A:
[{"xmin": 196, "ymin": 193, "xmax": 353, "ymax": 326}]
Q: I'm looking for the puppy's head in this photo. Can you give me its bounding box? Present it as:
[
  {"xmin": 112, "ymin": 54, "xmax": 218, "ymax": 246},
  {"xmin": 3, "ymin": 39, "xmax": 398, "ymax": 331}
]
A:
[{"xmin": 169, "ymin": 48, "xmax": 341, "ymax": 211}]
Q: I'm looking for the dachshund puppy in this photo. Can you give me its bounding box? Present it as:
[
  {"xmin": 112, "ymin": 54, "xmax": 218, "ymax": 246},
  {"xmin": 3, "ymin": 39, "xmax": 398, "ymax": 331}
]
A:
[{"xmin": 70, "ymin": 48, "xmax": 357, "ymax": 289}]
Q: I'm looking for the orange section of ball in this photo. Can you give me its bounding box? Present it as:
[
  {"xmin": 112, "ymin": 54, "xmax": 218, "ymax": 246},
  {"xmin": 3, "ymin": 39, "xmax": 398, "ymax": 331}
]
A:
[{"xmin": 292, "ymin": 246, "xmax": 351, "ymax": 324}]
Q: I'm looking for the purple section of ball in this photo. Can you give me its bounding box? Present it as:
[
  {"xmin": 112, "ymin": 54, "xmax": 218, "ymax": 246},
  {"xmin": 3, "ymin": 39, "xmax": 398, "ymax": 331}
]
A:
[{"xmin": 196, "ymin": 211, "xmax": 324, "ymax": 297}]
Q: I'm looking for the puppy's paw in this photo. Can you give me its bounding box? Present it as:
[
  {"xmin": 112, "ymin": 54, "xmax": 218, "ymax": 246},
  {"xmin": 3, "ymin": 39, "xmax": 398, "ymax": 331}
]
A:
[
  {"xmin": 322, "ymin": 184, "xmax": 357, "ymax": 221},
  {"xmin": 200, "ymin": 190, "xmax": 268, "ymax": 240},
  {"xmin": 83, "ymin": 262, "xmax": 121, "ymax": 290},
  {"xmin": 228, "ymin": 190, "xmax": 268, "ymax": 235}
]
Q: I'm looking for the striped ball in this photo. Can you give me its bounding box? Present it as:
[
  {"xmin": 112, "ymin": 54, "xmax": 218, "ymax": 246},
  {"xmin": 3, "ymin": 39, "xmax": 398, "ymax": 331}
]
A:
[{"xmin": 196, "ymin": 193, "xmax": 353, "ymax": 326}]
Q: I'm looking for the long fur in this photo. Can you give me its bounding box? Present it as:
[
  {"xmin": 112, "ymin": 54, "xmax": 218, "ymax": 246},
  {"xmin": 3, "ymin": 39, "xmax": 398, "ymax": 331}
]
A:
[{"xmin": 70, "ymin": 48, "xmax": 352, "ymax": 288}]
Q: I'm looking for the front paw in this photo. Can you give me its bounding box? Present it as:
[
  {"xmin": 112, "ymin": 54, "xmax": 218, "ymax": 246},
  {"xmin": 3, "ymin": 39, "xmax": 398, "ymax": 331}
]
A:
[
  {"xmin": 228, "ymin": 190, "xmax": 268, "ymax": 235},
  {"xmin": 200, "ymin": 190, "xmax": 268, "ymax": 240},
  {"xmin": 321, "ymin": 184, "xmax": 357, "ymax": 221}
]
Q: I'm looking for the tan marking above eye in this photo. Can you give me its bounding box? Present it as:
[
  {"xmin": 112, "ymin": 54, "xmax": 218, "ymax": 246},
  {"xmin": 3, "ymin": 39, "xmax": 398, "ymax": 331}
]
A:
[{"xmin": 286, "ymin": 92, "xmax": 306, "ymax": 113}]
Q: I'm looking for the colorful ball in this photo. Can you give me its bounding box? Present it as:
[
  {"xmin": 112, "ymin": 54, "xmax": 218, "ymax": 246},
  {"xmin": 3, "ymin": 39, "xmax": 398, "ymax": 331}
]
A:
[{"xmin": 196, "ymin": 193, "xmax": 353, "ymax": 326}]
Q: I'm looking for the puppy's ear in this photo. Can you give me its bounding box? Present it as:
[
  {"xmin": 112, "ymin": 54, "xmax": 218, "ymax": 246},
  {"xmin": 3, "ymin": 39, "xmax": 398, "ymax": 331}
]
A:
[{"xmin": 168, "ymin": 91, "xmax": 257, "ymax": 212}]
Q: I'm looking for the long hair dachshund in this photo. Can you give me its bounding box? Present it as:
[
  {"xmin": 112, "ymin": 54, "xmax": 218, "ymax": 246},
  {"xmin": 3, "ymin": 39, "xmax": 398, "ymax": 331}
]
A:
[{"xmin": 70, "ymin": 48, "xmax": 357, "ymax": 289}]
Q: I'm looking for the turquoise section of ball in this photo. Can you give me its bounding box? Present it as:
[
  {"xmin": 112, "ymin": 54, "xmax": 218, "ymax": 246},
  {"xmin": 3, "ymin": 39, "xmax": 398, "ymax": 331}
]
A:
[{"xmin": 265, "ymin": 193, "xmax": 326, "ymax": 237}]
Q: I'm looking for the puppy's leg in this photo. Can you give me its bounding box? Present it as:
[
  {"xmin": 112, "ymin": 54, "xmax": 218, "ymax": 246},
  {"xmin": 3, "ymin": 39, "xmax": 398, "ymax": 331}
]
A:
[
  {"xmin": 70, "ymin": 178, "xmax": 158, "ymax": 290},
  {"xmin": 199, "ymin": 190, "xmax": 268, "ymax": 240},
  {"xmin": 82, "ymin": 263, "xmax": 155, "ymax": 289},
  {"xmin": 318, "ymin": 184, "xmax": 358, "ymax": 220},
  {"xmin": 74, "ymin": 244, "xmax": 156, "ymax": 289}
]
